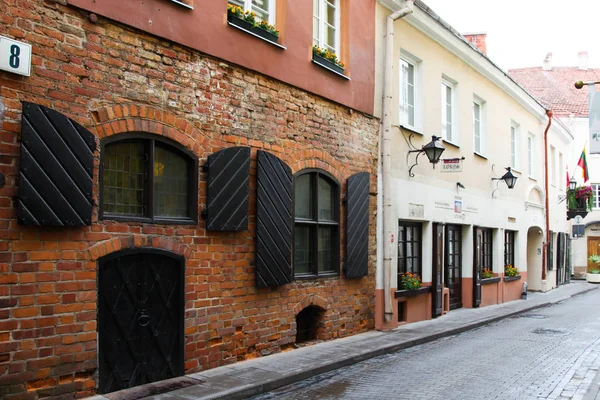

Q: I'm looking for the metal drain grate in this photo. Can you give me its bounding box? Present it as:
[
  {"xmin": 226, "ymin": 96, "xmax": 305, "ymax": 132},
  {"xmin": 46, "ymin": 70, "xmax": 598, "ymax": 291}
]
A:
[
  {"xmin": 532, "ymin": 328, "xmax": 569, "ymax": 336},
  {"xmin": 519, "ymin": 314, "xmax": 548, "ymax": 319}
]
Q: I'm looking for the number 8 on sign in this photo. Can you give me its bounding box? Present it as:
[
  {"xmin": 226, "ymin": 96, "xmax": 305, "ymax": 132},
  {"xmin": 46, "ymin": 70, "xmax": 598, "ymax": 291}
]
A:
[{"xmin": 0, "ymin": 36, "xmax": 31, "ymax": 76}]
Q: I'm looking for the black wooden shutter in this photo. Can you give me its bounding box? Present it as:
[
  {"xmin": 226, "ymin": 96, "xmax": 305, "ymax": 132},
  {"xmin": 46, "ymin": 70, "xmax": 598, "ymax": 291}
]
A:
[
  {"xmin": 345, "ymin": 172, "xmax": 370, "ymax": 278},
  {"xmin": 205, "ymin": 146, "xmax": 250, "ymax": 231},
  {"xmin": 548, "ymin": 231, "xmax": 554, "ymax": 270},
  {"xmin": 18, "ymin": 102, "xmax": 96, "ymax": 226},
  {"xmin": 255, "ymin": 151, "xmax": 292, "ymax": 288}
]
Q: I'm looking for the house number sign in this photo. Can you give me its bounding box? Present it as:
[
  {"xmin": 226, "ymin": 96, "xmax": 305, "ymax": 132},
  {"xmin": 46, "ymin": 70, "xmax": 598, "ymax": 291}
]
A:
[{"xmin": 0, "ymin": 36, "xmax": 31, "ymax": 77}]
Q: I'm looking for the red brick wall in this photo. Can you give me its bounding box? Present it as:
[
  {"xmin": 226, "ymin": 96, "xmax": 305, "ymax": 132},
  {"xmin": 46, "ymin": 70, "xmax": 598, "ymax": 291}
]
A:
[{"xmin": 0, "ymin": 1, "xmax": 379, "ymax": 398}]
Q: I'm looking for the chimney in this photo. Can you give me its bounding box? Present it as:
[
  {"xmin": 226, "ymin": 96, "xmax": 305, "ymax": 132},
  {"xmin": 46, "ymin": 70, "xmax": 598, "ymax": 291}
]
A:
[
  {"xmin": 543, "ymin": 52, "xmax": 552, "ymax": 71},
  {"xmin": 463, "ymin": 33, "xmax": 487, "ymax": 55},
  {"xmin": 578, "ymin": 51, "xmax": 589, "ymax": 70}
]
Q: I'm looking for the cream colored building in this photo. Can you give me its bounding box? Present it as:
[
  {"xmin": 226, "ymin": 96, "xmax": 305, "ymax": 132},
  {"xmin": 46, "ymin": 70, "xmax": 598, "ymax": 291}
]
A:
[{"xmin": 374, "ymin": 0, "xmax": 573, "ymax": 329}]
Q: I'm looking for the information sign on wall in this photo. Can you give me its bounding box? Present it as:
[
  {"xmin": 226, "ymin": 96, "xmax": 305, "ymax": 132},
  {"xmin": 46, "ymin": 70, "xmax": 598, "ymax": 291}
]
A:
[{"xmin": 0, "ymin": 36, "xmax": 31, "ymax": 76}]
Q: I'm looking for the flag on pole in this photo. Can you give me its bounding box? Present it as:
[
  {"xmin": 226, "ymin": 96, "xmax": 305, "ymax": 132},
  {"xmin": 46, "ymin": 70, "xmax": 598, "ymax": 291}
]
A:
[
  {"xmin": 566, "ymin": 165, "xmax": 570, "ymax": 188},
  {"xmin": 577, "ymin": 146, "xmax": 590, "ymax": 182}
]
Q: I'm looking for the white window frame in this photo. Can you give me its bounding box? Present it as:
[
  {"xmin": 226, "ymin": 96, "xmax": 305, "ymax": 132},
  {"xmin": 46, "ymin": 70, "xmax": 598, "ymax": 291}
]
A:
[
  {"xmin": 559, "ymin": 152, "xmax": 564, "ymax": 190},
  {"xmin": 313, "ymin": 0, "xmax": 340, "ymax": 55},
  {"xmin": 550, "ymin": 145, "xmax": 556, "ymax": 186},
  {"xmin": 510, "ymin": 122, "xmax": 520, "ymax": 171},
  {"xmin": 473, "ymin": 95, "xmax": 486, "ymax": 156},
  {"xmin": 593, "ymin": 184, "xmax": 600, "ymax": 209},
  {"xmin": 399, "ymin": 50, "xmax": 423, "ymax": 132},
  {"xmin": 527, "ymin": 133, "xmax": 536, "ymax": 179},
  {"xmin": 229, "ymin": 0, "xmax": 276, "ymax": 25},
  {"xmin": 441, "ymin": 76, "xmax": 458, "ymax": 145}
]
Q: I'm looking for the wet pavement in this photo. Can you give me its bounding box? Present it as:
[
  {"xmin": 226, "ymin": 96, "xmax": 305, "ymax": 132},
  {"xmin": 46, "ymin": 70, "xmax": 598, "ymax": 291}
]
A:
[
  {"xmin": 89, "ymin": 281, "xmax": 598, "ymax": 400},
  {"xmin": 251, "ymin": 289, "xmax": 600, "ymax": 400}
]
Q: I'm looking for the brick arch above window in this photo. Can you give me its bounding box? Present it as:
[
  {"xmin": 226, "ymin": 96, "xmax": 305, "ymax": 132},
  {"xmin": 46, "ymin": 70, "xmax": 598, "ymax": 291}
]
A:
[
  {"xmin": 287, "ymin": 148, "xmax": 345, "ymax": 183},
  {"xmin": 92, "ymin": 104, "xmax": 206, "ymax": 156},
  {"xmin": 292, "ymin": 295, "xmax": 331, "ymax": 315}
]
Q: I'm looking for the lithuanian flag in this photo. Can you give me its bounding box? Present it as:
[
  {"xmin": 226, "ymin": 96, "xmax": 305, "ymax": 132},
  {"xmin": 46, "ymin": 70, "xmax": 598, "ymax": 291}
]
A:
[{"xmin": 577, "ymin": 146, "xmax": 590, "ymax": 183}]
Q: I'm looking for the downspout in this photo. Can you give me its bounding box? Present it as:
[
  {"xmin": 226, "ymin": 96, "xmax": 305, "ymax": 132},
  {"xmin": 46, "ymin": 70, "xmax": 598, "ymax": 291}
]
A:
[
  {"xmin": 543, "ymin": 110, "xmax": 553, "ymax": 281},
  {"xmin": 381, "ymin": 0, "xmax": 414, "ymax": 322}
]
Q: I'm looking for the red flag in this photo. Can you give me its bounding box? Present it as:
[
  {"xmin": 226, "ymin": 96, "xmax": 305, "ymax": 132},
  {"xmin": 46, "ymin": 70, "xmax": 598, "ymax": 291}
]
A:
[{"xmin": 566, "ymin": 165, "xmax": 570, "ymax": 188}]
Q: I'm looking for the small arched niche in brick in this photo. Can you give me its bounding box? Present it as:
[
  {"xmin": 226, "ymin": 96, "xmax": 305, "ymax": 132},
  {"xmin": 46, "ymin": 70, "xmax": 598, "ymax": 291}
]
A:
[{"xmin": 295, "ymin": 305, "xmax": 326, "ymax": 344}]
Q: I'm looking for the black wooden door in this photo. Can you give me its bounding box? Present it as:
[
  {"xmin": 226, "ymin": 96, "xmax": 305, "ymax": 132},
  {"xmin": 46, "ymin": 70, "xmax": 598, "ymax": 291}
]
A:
[
  {"xmin": 432, "ymin": 223, "xmax": 444, "ymax": 318},
  {"xmin": 473, "ymin": 228, "xmax": 482, "ymax": 307},
  {"xmin": 445, "ymin": 224, "xmax": 462, "ymax": 310},
  {"xmin": 98, "ymin": 250, "xmax": 184, "ymax": 394}
]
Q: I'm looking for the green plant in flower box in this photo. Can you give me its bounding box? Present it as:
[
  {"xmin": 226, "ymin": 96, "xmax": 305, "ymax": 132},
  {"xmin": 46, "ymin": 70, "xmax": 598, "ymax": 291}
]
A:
[
  {"xmin": 504, "ymin": 264, "xmax": 518, "ymax": 277},
  {"xmin": 481, "ymin": 268, "xmax": 494, "ymax": 279},
  {"xmin": 399, "ymin": 272, "xmax": 422, "ymax": 290}
]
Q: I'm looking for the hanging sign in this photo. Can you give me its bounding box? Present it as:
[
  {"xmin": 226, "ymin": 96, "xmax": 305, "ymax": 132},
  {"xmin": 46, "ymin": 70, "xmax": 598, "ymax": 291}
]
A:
[
  {"xmin": 0, "ymin": 36, "xmax": 31, "ymax": 77},
  {"xmin": 441, "ymin": 158, "xmax": 463, "ymax": 173}
]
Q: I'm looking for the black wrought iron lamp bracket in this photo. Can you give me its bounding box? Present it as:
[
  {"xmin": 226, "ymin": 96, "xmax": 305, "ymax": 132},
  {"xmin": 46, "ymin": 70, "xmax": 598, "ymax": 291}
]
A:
[{"xmin": 406, "ymin": 132, "xmax": 423, "ymax": 178}]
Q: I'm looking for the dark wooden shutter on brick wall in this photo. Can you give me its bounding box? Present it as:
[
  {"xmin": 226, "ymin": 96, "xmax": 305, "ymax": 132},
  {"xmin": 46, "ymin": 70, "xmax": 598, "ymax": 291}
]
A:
[
  {"xmin": 255, "ymin": 150, "xmax": 292, "ymax": 288},
  {"xmin": 345, "ymin": 172, "xmax": 370, "ymax": 278},
  {"xmin": 18, "ymin": 102, "xmax": 96, "ymax": 226},
  {"xmin": 205, "ymin": 146, "xmax": 250, "ymax": 231}
]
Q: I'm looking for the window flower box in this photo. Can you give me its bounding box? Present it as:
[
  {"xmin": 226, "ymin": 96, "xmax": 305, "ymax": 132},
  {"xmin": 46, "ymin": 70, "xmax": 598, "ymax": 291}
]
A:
[
  {"xmin": 481, "ymin": 276, "xmax": 501, "ymax": 285},
  {"xmin": 567, "ymin": 186, "xmax": 593, "ymax": 220},
  {"xmin": 312, "ymin": 46, "xmax": 345, "ymax": 76},
  {"xmin": 395, "ymin": 286, "xmax": 431, "ymax": 298},
  {"xmin": 504, "ymin": 275, "xmax": 521, "ymax": 282},
  {"xmin": 227, "ymin": 5, "xmax": 279, "ymax": 43}
]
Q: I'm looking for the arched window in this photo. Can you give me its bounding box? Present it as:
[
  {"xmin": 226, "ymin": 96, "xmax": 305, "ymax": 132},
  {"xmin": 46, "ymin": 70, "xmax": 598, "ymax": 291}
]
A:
[
  {"xmin": 100, "ymin": 135, "xmax": 198, "ymax": 223},
  {"xmin": 293, "ymin": 170, "xmax": 339, "ymax": 278}
]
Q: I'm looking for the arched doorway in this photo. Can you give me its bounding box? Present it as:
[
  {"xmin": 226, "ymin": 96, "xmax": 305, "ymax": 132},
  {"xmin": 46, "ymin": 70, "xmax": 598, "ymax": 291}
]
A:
[
  {"xmin": 527, "ymin": 226, "xmax": 544, "ymax": 291},
  {"xmin": 98, "ymin": 249, "xmax": 184, "ymax": 394}
]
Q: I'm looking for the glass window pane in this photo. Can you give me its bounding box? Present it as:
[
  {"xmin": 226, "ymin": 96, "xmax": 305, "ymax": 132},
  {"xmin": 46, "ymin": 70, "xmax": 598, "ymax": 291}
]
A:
[
  {"xmin": 326, "ymin": 3, "xmax": 335, "ymax": 25},
  {"xmin": 294, "ymin": 174, "xmax": 313, "ymax": 219},
  {"xmin": 294, "ymin": 226, "xmax": 312, "ymax": 274},
  {"xmin": 229, "ymin": 0, "xmax": 244, "ymax": 7},
  {"xmin": 318, "ymin": 227, "xmax": 335, "ymax": 272},
  {"xmin": 153, "ymin": 145, "xmax": 189, "ymax": 218},
  {"xmin": 326, "ymin": 26, "xmax": 335, "ymax": 49},
  {"xmin": 313, "ymin": 0, "xmax": 319, "ymax": 16},
  {"xmin": 103, "ymin": 141, "xmax": 145, "ymax": 216},
  {"xmin": 318, "ymin": 176, "xmax": 334, "ymax": 220},
  {"xmin": 313, "ymin": 17, "xmax": 320, "ymax": 45}
]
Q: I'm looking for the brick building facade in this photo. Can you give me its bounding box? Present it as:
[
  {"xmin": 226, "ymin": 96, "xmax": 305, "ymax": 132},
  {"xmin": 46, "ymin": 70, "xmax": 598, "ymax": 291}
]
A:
[{"xmin": 0, "ymin": 0, "xmax": 379, "ymax": 397}]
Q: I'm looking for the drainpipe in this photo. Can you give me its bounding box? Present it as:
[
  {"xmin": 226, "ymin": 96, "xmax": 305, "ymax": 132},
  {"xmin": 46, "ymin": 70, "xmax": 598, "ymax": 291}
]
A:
[
  {"xmin": 543, "ymin": 110, "xmax": 553, "ymax": 281},
  {"xmin": 381, "ymin": 0, "xmax": 414, "ymax": 322}
]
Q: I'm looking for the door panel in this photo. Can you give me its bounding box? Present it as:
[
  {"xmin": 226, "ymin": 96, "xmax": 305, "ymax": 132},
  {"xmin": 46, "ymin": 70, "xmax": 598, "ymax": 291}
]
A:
[
  {"xmin": 473, "ymin": 228, "xmax": 482, "ymax": 307},
  {"xmin": 98, "ymin": 251, "xmax": 184, "ymax": 394},
  {"xmin": 588, "ymin": 237, "xmax": 600, "ymax": 272},
  {"xmin": 445, "ymin": 225, "xmax": 462, "ymax": 310},
  {"xmin": 432, "ymin": 223, "xmax": 444, "ymax": 318}
]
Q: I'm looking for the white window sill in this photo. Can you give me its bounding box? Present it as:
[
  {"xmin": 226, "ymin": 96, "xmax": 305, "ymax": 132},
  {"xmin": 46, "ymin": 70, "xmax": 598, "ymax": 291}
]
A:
[
  {"xmin": 442, "ymin": 138, "xmax": 460, "ymax": 148},
  {"xmin": 170, "ymin": 0, "xmax": 193, "ymax": 9},
  {"xmin": 529, "ymin": 176, "xmax": 537, "ymax": 181},
  {"xmin": 397, "ymin": 125, "xmax": 423, "ymax": 136},
  {"xmin": 474, "ymin": 151, "xmax": 487, "ymax": 160}
]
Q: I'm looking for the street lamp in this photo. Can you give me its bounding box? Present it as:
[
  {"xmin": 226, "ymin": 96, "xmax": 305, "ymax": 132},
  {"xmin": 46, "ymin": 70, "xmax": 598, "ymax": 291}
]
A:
[{"xmin": 407, "ymin": 135, "xmax": 446, "ymax": 177}]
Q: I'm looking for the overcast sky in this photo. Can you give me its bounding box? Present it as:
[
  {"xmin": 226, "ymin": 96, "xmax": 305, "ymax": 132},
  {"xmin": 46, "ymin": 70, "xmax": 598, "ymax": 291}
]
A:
[{"xmin": 421, "ymin": 0, "xmax": 600, "ymax": 71}]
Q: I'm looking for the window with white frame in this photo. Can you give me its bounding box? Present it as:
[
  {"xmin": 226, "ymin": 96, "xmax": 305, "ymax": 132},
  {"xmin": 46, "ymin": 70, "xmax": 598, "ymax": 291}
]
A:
[
  {"xmin": 229, "ymin": 0, "xmax": 275, "ymax": 24},
  {"xmin": 441, "ymin": 78, "xmax": 456, "ymax": 143},
  {"xmin": 510, "ymin": 122, "xmax": 520, "ymax": 170},
  {"xmin": 592, "ymin": 184, "xmax": 600, "ymax": 209},
  {"xmin": 559, "ymin": 152, "xmax": 564, "ymax": 190},
  {"xmin": 527, "ymin": 133, "xmax": 535, "ymax": 178},
  {"xmin": 313, "ymin": 0, "xmax": 340, "ymax": 55},
  {"xmin": 473, "ymin": 96, "xmax": 486, "ymax": 155},
  {"xmin": 400, "ymin": 59, "xmax": 415, "ymax": 128},
  {"xmin": 550, "ymin": 145, "xmax": 556, "ymax": 186}
]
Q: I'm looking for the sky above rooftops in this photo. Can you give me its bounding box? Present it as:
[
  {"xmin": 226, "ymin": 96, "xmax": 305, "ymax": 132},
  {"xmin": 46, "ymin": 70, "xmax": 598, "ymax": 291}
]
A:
[{"xmin": 422, "ymin": 0, "xmax": 600, "ymax": 71}]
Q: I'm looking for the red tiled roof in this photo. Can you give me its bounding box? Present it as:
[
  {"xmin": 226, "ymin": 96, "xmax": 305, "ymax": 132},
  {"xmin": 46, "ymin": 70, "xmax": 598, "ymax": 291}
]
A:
[{"xmin": 509, "ymin": 67, "xmax": 600, "ymax": 116}]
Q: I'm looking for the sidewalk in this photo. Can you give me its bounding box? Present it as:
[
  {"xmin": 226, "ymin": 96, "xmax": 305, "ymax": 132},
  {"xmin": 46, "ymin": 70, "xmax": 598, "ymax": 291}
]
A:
[{"xmin": 92, "ymin": 281, "xmax": 598, "ymax": 400}]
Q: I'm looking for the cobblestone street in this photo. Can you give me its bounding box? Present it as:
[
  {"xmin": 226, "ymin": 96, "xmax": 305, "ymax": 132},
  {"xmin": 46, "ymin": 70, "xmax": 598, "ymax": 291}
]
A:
[{"xmin": 251, "ymin": 289, "xmax": 600, "ymax": 400}]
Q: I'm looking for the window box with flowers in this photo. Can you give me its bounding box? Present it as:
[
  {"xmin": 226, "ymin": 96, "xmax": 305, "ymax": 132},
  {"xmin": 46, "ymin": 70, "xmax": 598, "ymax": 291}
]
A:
[
  {"xmin": 312, "ymin": 46, "xmax": 348, "ymax": 78},
  {"xmin": 395, "ymin": 273, "xmax": 431, "ymax": 298},
  {"xmin": 587, "ymin": 255, "xmax": 600, "ymax": 283},
  {"xmin": 481, "ymin": 268, "xmax": 500, "ymax": 284},
  {"xmin": 503, "ymin": 264, "xmax": 521, "ymax": 282},
  {"xmin": 227, "ymin": 4, "xmax": 281, "ymax": 44},
  {"xmin": 567, "ymin": 185, "xmax": 594, "ymax": 220}
]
